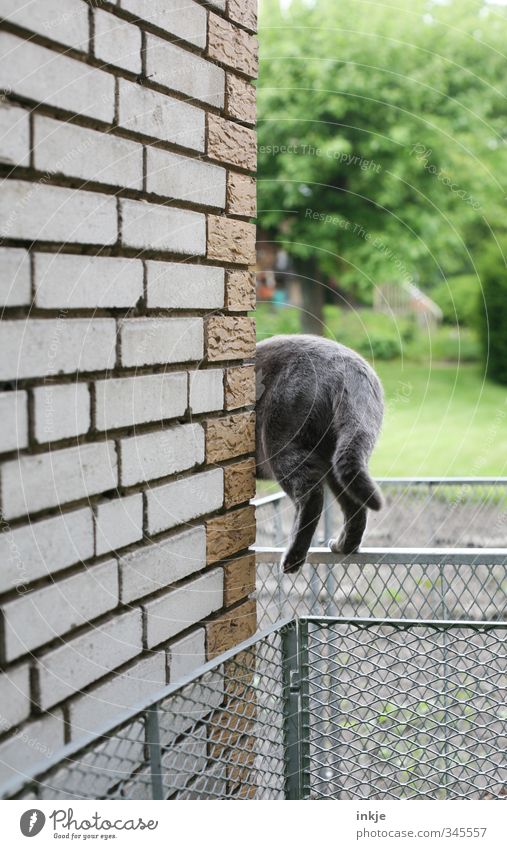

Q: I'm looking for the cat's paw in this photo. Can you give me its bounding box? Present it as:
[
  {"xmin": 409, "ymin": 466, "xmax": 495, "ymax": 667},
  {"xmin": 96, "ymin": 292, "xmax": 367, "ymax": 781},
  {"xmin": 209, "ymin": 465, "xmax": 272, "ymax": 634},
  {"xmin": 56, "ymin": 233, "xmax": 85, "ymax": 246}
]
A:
[
  {"xmin": 328, "ymin": 535, "xmax": 360, "ymax": 555},
  {"xmin": 281, "ymin": 551, "xmax": 306, "ymax": 574},
  {"xmin": 328, "ymin": 537, "xmax": 344, "ymax": 554}
]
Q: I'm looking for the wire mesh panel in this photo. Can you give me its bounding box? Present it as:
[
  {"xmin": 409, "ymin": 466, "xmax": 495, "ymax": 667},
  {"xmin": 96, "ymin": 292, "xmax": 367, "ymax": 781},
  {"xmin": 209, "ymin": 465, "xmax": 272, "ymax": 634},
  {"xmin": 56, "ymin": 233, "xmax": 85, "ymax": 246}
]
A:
[
  {"xmin": 256, "ymin": 549, "xmax": 507, "ymax": 628},
  {"xmin": 7, "ymin": 623, "xmax": 290, "ymax": 801},
  {"xmin": 303, "ymin": 618, "xmax": 507, "ymax": 800},
  {"xmin": 4, "ymin": 617, "xmax": 506, "ymax": 801},
  {"xmin": 255, "ymin": 479, "xmax": 507, "ymax": 549}
]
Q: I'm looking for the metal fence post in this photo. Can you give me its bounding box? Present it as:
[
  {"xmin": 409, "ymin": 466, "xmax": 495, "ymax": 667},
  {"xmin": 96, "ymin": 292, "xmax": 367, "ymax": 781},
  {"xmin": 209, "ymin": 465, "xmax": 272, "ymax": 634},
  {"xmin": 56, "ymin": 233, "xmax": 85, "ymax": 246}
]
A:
[
  {"xmin": 299, "ymin": 619, "xmax": 311, "ymax": 798},
  {"xmin": 282, "ymin": 620, "xmax": 310, "ymax": 799},
  {"xmin": 146, "ymin": 705, "xmax": 164, "ymax": 800}
]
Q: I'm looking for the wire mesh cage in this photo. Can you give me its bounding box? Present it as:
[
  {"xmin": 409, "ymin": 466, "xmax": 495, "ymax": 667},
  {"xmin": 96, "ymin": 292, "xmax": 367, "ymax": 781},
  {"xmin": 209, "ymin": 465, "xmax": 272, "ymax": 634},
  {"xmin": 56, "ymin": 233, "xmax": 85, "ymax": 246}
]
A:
[
  {"xmin": 255, "ymin": 548, "xmax": 507, "ymax": 628},
  {"xmin": 4, "ymin": 479, "xmax": 506, "ymax": 802},
  {"xmin": 303, "ymin": 619, "xmax": 506, "ymax": 800},
  {"xmin": 8, "ymin": 622, "xmax": 289, "ymax": 802},
  {"xmin": 7, "ymin": 617, "xmax": 506, "ymax": 801}
]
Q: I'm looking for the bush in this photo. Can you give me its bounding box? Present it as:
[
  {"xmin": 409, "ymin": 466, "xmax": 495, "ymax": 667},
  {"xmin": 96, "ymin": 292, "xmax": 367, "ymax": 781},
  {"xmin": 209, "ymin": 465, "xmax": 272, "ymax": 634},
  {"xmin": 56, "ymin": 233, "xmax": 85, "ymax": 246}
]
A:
[
  {"xmin": 358, "ymin": 335, "xmax": 401, "ymax": 360},
  {"xmin": 403, "ymin": 325, "xmax": 480, "ymax": 363},
  {"xmin": 432, "ymin": 275, "xmax": 480, "ymax": 327},
  {"xmin": 254, "ymin": 303, "xmax": 301, "ymax": 340},
  {"xmin": 477, "ymin": 242, "xmax": 507, "ymax": 385}
]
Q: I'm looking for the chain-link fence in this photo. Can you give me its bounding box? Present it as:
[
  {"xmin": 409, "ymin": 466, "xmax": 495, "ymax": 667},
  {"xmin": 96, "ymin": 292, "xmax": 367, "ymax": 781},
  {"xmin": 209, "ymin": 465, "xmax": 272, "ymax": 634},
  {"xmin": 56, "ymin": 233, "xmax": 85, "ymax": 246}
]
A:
[
  {"xmin": 254, "ymin": 479, "xmax": 507, "ymax": 628},
  {"xmin": 255, "ymin": 478, "xmax": 507, "ymax": 549},
  {"xmin": 303, "ymin": 618, "xmax": 506, "ymax": 800},
  {"xmin": 6, "ymin": 621, "xmax": 289, "ymax": 802},
  {"xmin": 4, "ymin": 479, "xmax": 505, "ymax": 801},
  {"xmin": 6, "ymin": 617, "xmax": 506, "ymax": 801},
  {"xmin": 256, "ymin": 548, "xmax": 507, "ymax": 627}
]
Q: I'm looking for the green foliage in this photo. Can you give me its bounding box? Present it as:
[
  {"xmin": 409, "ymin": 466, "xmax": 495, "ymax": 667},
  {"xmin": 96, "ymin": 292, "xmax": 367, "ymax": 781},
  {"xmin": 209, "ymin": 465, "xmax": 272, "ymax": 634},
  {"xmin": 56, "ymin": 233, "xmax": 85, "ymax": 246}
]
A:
[
  {"xmin": 258, "ymin": 0, "xmax": 507, "ymax": 314},
  {"xmin": 358, "ymin": 335, "xmax": 401, "ymax": 361},
  {"xmin": 477, "ymin": 240, "xmax": 507, "ymax": 385},
  {"xmin": 255, "ymin": 303, "xmax": 301, "ymax": 340},
  {"xmin": 431, "ymin": 275, "xmax": 481, "ymax": 326},
  {"xmin": 255, "ymin": 303, "xmax": 480, "ymax": 363},
  {"xmin": 404, "ymin": 325, "xmax": 480, "ymax": 363}
]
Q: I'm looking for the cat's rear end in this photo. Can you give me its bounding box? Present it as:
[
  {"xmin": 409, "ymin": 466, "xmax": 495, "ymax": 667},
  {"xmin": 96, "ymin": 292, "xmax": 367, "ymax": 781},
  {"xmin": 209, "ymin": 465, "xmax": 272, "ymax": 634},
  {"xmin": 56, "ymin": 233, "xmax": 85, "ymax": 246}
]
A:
[{"xmin": 256, "ymin": 334, "xmax": 384, "ymax": 573}]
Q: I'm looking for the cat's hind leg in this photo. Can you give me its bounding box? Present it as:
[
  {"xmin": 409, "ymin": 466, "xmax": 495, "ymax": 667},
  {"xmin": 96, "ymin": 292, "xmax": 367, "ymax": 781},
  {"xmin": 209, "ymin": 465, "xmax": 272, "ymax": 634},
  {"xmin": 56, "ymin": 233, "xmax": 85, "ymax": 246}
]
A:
[
  {"xmin": 326, "ymin": 474, "xmax": 367, "ymax": 554},
  {"xmin": 273, "ymin": 457, "xmax": 324, "ymax": 574}
]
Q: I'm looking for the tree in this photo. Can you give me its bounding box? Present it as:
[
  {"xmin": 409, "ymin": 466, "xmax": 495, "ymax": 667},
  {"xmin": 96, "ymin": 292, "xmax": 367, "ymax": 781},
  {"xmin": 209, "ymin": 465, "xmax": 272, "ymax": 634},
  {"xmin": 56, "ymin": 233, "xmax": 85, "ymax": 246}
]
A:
[
  {"xmin": 258, "ymin": 0, "xmax": 507, "ymax": 306},
  {"xmin": 478, "ymin": 239, "xmax": 507, "ymax": 385}
]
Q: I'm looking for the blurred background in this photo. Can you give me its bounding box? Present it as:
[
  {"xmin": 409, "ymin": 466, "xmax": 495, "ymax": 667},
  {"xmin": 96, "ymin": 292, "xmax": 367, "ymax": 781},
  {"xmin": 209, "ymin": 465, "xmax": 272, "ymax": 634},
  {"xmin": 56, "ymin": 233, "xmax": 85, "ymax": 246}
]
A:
[{"xmin": 254, "ymin": 0, "xmax": 507, "ymax": 480}]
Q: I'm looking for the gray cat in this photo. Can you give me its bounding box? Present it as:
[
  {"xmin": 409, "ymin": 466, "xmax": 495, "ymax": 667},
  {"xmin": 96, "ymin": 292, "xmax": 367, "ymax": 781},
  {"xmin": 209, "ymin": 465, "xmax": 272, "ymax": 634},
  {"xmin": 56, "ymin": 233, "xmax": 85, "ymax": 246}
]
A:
[{"xmin": 256, "ymin": 334, "xmax": 384, "ymax": 573}]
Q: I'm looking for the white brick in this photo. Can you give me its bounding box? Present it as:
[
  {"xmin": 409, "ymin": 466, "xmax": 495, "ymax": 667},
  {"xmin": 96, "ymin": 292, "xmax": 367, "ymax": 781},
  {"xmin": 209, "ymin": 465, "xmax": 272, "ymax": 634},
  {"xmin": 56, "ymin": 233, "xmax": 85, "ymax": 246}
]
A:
[
  {"xmin": 0, "ymin": 713, "xmax": 64, "ymax": 788},
  {"xmin": 121, "ymin": 0, "xmax": 207, "ymax": 48},
  {"xmin": 2, "ymin": 559, "xmax": 119, "ymax": 661},
  {"xmin": 0, "ymin": 0, "xmax": 90, "ymax": 51},
  {"xmin": 37, "ymin": 609, "xmax": 143, "ymax": 709},
  {"xmin": 0, "ymin": 508, "xmax": 94, "ymax": 594},
  {"xmin": 0, "ymin": 664, "xmax": 31, "ymax": 732},
  {"xmin": 0, "ymin": 180, "xmax": 117, "ymax": 244},
  {"xmin": 0, "ymin": 103, "xmax": 30, "ymax": 167},
  {"xmin": 120, "ymin": 423, "xmax": 204, "ymax": 487},
  {"xmin": 95, "ymin": 493, "xmax": 143, "ymax": 556},
  {"xmin": 95, "ymin": 372, "xmax": 187, "ymax": 431},
  {"xmin": 168, "ymin": 628, "xmax": 205, "ymax": 682},
  {"xmin": 0, "ymin": 33, "xmax": 114, "ymax": 122},
  {"xmin": 146, "ymin": 34, "xmax": 224, "ymax": 107},
  {"xmin": 146, "ymin": 148, "xmax": 226, "ymax": 207},
  {"xmin": 147, "ymin": 468, "xmax": 224, "ymax": 535},
  {"xmin": 1, "ymin": 441, "xmax": 118, "ymax": 520},
  {"xmin": 189, "ymin": 369, "xmax": 224, "ymax": 414},
  {"xmin": 69, "ymin": 653, "xmax": 166, "ymax": 739},
  {"xmin": 121, "ymin": 199, "xmax": 206, "ymax": 255},
  {"xmin": 120, "ymin": 318, "xmax": 203, "ymax": 367},
  {"xmin": 120, "ymin": 526, "xmax": 206, "ymax": 603},
  {"xmin": 94, "ymin": 9, "xmax": 142, "ymax": 74},
  {"xmin": 33, "ymin": 383, "xmax": 90, "ymax": 443},
  {"xmin": 34, "ymin": 254, "xmax": 143, "ymax": 310},
  {"xmin": 0, "ymin": 391, "xmax": 28, "ymax": 453},
  {"xmin": 146, "ymin": 262, "xmax": 224, "ymax": 309},
  {"xmin": 34, "ymin": 116, "xmax": 143, "ymax": 190},
  {"xmin": 144, "ymin": 567, "xmax": 223, "ymax": 648},
  {"xmin": 0, "ymin": 319, "xmax": 116, "ymax": 381},
  {"xmin": 118, "ymin": 79, "xmax": 204, "ymax": 151},
  {"xmin": 0, "ymin": 248, "xmax": 31, "ymax": 307}
]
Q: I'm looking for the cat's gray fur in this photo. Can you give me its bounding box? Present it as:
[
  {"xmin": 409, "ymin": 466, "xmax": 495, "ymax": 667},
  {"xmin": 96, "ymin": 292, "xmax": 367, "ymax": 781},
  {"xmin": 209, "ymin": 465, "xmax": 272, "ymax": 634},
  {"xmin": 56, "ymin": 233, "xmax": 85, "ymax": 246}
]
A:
[{"xmin": 256, "ymin": 334, "xmax": 384, "ymax": 573}]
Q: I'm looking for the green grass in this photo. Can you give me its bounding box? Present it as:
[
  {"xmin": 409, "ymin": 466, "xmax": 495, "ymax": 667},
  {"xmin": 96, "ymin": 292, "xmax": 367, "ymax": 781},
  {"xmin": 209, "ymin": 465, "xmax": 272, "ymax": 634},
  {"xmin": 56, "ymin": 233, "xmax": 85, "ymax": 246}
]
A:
[
  {"xmin": 254, "ymin": 302, "xmax": 507, "ymax": 477},
  {"xmin": 371, "ymin": 361, "xmax": 507, "ymax": 477}
]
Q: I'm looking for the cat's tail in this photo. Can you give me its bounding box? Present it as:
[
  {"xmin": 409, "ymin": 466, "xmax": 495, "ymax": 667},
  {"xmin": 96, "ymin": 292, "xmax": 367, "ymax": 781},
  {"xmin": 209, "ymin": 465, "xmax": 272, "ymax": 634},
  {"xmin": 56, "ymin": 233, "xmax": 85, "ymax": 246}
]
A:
[{"xmin": 331, "ymin": 431, "xmax": 383, "ymax": 511}]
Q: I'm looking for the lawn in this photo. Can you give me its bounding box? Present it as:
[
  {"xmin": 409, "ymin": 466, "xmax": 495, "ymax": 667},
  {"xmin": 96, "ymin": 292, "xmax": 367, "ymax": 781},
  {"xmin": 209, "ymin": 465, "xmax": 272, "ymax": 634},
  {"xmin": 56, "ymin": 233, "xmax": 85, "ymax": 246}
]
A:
[
  {"xmin": 254, "ymin": 303, "xmax": 507, "ymax": 477},
  {"xmin": 371, "ymin": 361, "xmax": 507, "ymax": 477}
]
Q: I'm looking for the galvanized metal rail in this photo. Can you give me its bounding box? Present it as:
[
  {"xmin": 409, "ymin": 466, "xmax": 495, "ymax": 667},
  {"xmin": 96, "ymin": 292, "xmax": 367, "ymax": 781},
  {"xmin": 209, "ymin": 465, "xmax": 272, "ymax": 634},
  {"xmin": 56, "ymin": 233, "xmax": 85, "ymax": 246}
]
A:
[{"xmin": 4, "ymin": 616, "xmax": 505, "ymax": 801}]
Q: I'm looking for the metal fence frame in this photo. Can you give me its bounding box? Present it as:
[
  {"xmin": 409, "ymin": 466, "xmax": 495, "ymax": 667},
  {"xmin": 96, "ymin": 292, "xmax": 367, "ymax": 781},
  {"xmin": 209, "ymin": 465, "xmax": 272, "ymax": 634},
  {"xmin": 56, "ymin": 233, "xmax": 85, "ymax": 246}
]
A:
[
  {"xmin": 3, "ymin": 478, "xmax": 506, "ymax": 800},
  {"xmin": 1, "ymin": 618, "xmax": 293, "ymax": 801},
  {"xmin": 5, "ymin": 615, "xmax": 505, "ymax": 801},
  {"xmin": 255, "ymin": 546, "xmax": 507, "ymax": 626},
  {"xmin": 286, "ymin": 616, "xmax": 506, "ymax": 800},
  {"xmin": 254, "ymin": 477, "xmax": 507, "ymax": 549}
]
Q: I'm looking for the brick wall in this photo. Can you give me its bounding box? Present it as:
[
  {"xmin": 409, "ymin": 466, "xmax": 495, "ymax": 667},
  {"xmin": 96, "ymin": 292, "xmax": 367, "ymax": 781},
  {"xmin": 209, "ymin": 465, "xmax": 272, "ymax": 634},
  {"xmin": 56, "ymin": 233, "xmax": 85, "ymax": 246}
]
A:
[{"xmin": 0, "ymin": 0, "xmax": 257, "ymax": 789}]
